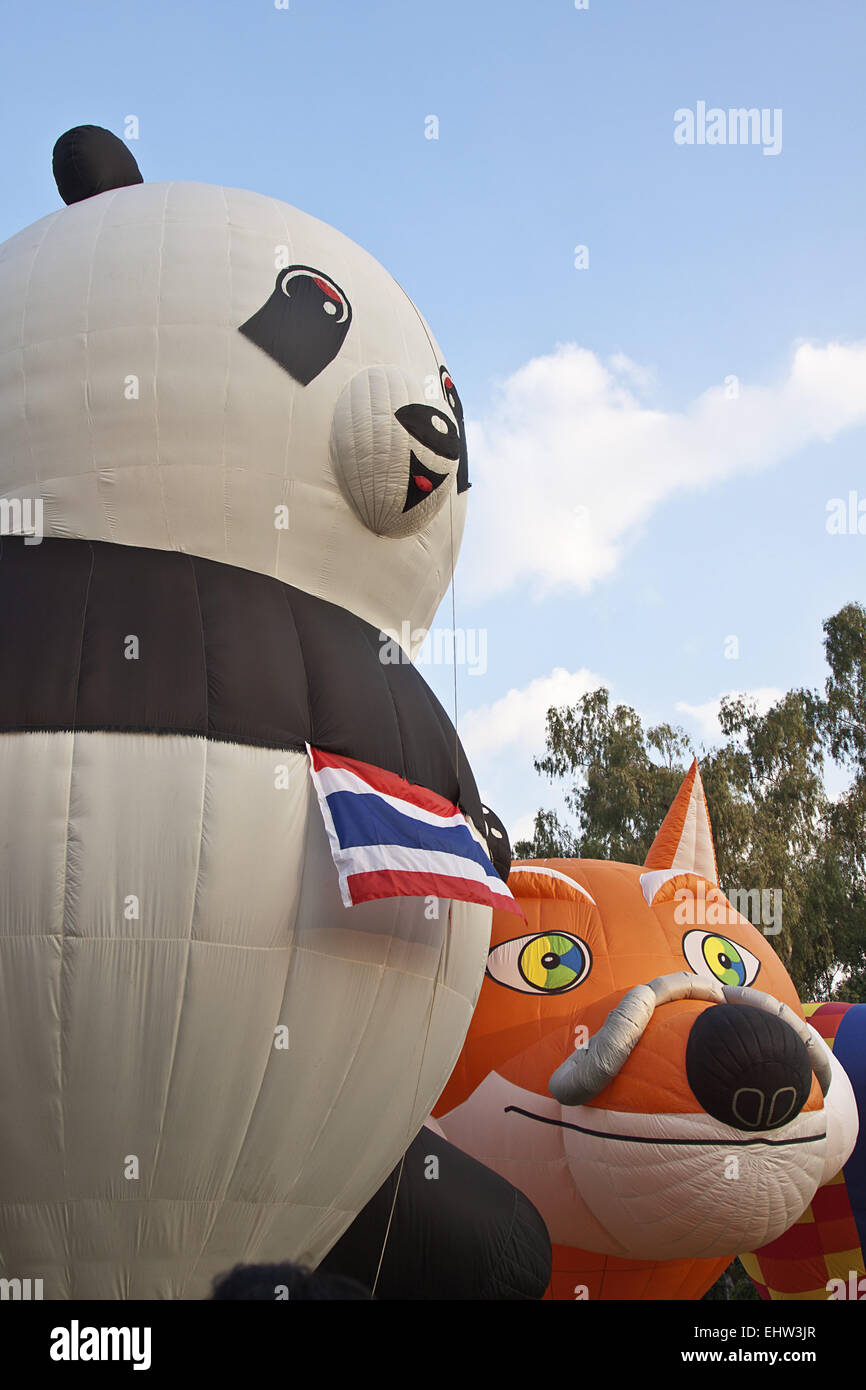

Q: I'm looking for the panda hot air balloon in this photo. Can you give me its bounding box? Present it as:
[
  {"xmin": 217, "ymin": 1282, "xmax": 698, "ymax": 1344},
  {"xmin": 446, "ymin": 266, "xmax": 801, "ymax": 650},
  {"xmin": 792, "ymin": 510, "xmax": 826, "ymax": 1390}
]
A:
[
  {"xmin": 0, "ymin": 126, "xmax": 514, "ymax": 1298},
  {"xmin": 319, "ymin": 1122, "xmax": 553, "ymax": 1300}
]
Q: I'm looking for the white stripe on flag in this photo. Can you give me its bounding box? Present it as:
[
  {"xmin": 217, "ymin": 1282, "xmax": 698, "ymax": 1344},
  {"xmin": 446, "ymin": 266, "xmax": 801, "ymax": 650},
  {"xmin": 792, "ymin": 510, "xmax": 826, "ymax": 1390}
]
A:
[
  {"xmin": 336, "ymin": 842, "xmax": 503, "ymax": 887},
  {"xmin": 312, "ymin": 763, "xmax": 466, "ymax": 830}
]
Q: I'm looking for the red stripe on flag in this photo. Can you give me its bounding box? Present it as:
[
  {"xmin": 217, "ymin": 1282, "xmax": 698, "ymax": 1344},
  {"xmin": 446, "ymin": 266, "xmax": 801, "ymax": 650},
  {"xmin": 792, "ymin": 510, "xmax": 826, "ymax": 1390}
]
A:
[
  {"xmin": 310, "ymin": 746, "xmax": 460, "ymax": 819},
  {"xmin": 346, "ymin": 868, "xmax": 525, "ymax": 916}
]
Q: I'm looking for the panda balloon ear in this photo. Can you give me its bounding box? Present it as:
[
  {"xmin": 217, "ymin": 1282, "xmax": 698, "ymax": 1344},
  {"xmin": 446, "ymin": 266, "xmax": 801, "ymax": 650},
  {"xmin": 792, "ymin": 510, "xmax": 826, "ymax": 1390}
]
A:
[
  {"xmin": 53, "ymin": 125, "xmax": 143, "ymax": 205},
  {"xmin": 480, "ymin": 804, "xmax": 512, "ymax": 883}
]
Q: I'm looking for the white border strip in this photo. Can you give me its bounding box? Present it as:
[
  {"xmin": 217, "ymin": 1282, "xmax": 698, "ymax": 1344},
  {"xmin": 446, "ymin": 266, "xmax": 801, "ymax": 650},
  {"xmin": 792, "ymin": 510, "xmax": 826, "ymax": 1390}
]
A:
[{"xmin": 509, "ymin": 864, "xmax": 596, "ymax": 906}]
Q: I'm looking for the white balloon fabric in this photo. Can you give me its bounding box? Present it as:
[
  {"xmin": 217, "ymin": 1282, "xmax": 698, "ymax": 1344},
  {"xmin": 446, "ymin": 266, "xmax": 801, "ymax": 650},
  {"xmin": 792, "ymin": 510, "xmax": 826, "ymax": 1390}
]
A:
[
  {"xmin": 0, "ymin": 179, "xmax": 467, "ymax": 643},
  {"xmin": 0, "ymin": 140, "xmax": 491, "ymax": 1298},
  {"xmin": 0, "ymin": 737, "xmax": 490, "ymax": 1298}
]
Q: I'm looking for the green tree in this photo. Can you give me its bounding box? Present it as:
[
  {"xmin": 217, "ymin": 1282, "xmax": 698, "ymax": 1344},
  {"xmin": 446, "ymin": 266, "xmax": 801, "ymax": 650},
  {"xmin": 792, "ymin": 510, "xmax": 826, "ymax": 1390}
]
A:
[
  {"xmin": 811, "ymin": 603, "xmax": 866, "ymax": 998},
  {"xmin": 702, "ymin": 1258, "xmax": 760, "ymax": 1302},
  {"xmin": 512, "ymin": 689, "xmax": 691, "ymax": 862},
  {"xmin": 515, "ymin": 604, "xmax": 866, "ymax": 1003}
]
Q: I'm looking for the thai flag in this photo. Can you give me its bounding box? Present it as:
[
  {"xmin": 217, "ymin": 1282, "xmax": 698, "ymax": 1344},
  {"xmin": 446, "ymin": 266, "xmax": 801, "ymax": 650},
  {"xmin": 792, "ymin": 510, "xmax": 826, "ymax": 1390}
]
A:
[{"xmin": 307, "ymin": 746, "xmax": 523, "ymax": 916}]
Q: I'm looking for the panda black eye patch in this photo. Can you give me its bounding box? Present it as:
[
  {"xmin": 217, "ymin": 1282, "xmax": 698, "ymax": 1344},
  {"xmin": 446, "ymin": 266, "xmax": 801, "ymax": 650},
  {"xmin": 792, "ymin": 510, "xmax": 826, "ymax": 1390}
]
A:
[
  {"xmin": 440, "ymin": 366, "xmax": 470, "ymax": 495},
  {"xmin": 394, "ymin": 403, "xmax": 461, "ymax": 460},
  {"xmin": 239, "ymin": 265, "xmax": 352, "ymax": 385}
]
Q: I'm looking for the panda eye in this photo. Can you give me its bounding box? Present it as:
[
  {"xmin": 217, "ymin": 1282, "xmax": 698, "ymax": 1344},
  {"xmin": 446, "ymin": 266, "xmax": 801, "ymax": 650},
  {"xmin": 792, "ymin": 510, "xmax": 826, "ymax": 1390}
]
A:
[
  {"xmin": 239, "ymin": 264, "xmax": 352, "ymax": 386},
  {"xmin": 393, "ymin": 403, "xmax": 460, "ymax": 460},
  {"xmin": 682, "ymin": 930, "xmax": 761, "ymax": 988},
  {"xmin": 486, "ymin": 932, "xmax": 592, "ymax": 995},
  {"xmin": 440, "ymin": 365, "xmax": 469, "ymax": 495},
  {"xmin": 439, "ymin": 366, "xmax": 462, "ymax": 419},
  {"xmin": 279, "ymin": 268, "xmax": 350, "ymax": 324}
]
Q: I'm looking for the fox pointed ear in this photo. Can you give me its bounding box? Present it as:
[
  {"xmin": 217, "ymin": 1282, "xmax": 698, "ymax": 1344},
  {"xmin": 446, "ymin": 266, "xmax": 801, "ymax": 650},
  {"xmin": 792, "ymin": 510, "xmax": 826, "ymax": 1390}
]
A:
[{"xmin": 644, "ymin": 758, "xmax": 719, "ymax": 884}]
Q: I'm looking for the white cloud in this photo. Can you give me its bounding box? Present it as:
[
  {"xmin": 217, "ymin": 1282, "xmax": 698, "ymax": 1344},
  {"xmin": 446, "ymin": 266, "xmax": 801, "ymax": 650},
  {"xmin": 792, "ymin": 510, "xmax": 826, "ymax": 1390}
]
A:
[
  {"xmin": 459, "ymin": 666, "xmax": 603, "ymax": 762},
  {"xmin": 461, "ymin": 340, "xmax": 866, "ymax": 600},
  {"xmin": 675, "ymin": 687, "xmax": 784, "ymax": 739},
  {"xmin": 508, "ymin": 810, "xmax": 540, "ymax": 847},
  {"xmin": 606, "ymin": 352, "xmax": 656, "ymax": 394}
]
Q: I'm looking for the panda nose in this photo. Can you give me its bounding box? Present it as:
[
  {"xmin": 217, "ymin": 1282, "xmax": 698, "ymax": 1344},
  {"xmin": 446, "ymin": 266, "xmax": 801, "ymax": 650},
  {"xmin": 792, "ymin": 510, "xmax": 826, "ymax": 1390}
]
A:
[{"xmin": 685, "ymin": 1002, "xmax": 814, "ymax": 1131}]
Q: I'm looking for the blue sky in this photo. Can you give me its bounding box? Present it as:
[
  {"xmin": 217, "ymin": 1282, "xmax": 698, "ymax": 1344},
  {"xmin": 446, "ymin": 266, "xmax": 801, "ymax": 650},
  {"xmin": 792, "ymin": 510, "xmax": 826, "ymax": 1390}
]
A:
[{"xmin": 4, "ymin": 0, "xmax": 865, "ymax": 839}]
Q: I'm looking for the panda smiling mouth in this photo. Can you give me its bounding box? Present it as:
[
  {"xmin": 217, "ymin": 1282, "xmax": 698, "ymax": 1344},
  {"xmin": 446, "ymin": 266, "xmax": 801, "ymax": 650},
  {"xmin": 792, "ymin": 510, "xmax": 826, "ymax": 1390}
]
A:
[{"xmin": 403, "ymin": 452, "xmax": 447, "ymax": 513}]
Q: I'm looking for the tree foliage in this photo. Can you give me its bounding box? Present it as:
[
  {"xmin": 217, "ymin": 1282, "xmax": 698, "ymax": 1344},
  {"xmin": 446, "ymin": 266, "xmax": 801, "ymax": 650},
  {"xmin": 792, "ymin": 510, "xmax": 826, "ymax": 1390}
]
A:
[
  {"xmin": 514, "ymin": 603, "xmax": 866, "ymax": 1003},
  {"xmin": 702, "ymin": 1258, "xmax": 760, "ymax": 1302}
]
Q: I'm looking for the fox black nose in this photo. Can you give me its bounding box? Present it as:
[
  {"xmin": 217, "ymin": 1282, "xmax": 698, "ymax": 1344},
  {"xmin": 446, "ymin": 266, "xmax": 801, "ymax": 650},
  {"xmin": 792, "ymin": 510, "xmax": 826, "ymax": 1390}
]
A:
[{"xmin": 685, "ymin": 1003, "xmax": 813, "ymax": 1131}]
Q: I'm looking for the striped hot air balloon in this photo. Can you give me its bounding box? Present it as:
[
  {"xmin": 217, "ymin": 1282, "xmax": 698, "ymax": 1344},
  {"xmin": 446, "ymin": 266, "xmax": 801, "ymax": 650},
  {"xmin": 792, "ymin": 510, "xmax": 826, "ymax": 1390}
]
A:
[{"xmin": 741, "ymin": 1001, "xmax": 865, "ymax": 1301}]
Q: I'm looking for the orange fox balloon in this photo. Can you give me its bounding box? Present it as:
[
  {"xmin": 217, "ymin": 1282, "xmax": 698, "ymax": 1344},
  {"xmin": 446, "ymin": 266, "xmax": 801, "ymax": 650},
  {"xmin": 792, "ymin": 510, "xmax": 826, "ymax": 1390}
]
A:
[{"xmin": 434, "ymin": 762, "xmax": 859, "ymax": 1300}]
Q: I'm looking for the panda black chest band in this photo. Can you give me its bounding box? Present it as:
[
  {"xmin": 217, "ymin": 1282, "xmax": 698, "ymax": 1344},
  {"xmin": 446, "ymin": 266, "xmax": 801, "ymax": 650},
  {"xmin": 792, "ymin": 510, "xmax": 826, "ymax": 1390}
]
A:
[{"xmin": 0, "ymin": 536, "xmax": 482, "ymax": 828}]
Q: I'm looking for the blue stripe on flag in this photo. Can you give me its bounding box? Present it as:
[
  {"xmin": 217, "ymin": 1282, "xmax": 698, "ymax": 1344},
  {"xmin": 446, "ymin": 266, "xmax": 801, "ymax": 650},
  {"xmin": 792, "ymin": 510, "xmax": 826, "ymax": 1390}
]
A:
[{"xmin": 325, "ymin": 790, "xmax": 496, "ymax": 875}]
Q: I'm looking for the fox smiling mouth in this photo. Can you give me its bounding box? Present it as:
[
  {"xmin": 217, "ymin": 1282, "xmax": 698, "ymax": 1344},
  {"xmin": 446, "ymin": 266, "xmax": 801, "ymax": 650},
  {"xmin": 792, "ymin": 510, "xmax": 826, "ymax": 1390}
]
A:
[{"xmin": 503, "ymin": 1105, "xmax": 827, "ymax": 1147}]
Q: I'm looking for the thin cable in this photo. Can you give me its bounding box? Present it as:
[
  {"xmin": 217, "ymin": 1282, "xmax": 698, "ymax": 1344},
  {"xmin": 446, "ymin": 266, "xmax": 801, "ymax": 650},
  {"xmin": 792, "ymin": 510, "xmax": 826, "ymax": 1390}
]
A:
[
  {"xmin": 370, "ymin": 907, "xmax": 449, "ymax": 1297},
  {"xmin": 448, "ymin": 490, "xmax": 459, "ymax": 765},
  {"xmin": 370, "ymin": 1149, "xmax": 406, "ymax": 1297}
]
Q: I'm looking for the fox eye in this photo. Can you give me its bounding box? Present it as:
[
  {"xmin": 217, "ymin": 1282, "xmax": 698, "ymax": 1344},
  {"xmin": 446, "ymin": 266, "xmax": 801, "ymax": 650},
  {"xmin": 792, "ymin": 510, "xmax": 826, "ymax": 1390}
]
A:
[
  {"xmin": 683, "ymin": 931, "xmax": 761, "ymax": 988},
  {"xmin": 486, "ymin": 932, "xmax": 592, "ymax": 995}
]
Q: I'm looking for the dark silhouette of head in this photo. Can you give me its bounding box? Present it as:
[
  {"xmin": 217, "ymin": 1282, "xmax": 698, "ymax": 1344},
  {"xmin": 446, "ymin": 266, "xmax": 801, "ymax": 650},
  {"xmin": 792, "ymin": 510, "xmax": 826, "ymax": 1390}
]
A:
[{"xmin": 210, "ymin": 1261, "xmax": 372, "ymax": 1301}]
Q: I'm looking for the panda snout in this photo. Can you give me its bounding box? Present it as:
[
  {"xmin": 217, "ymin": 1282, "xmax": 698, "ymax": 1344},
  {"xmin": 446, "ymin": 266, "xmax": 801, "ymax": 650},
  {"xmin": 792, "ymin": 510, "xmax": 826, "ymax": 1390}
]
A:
[{"xmin": 330, "ymin": 365, "xmax": 462, "ymax": 538}]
